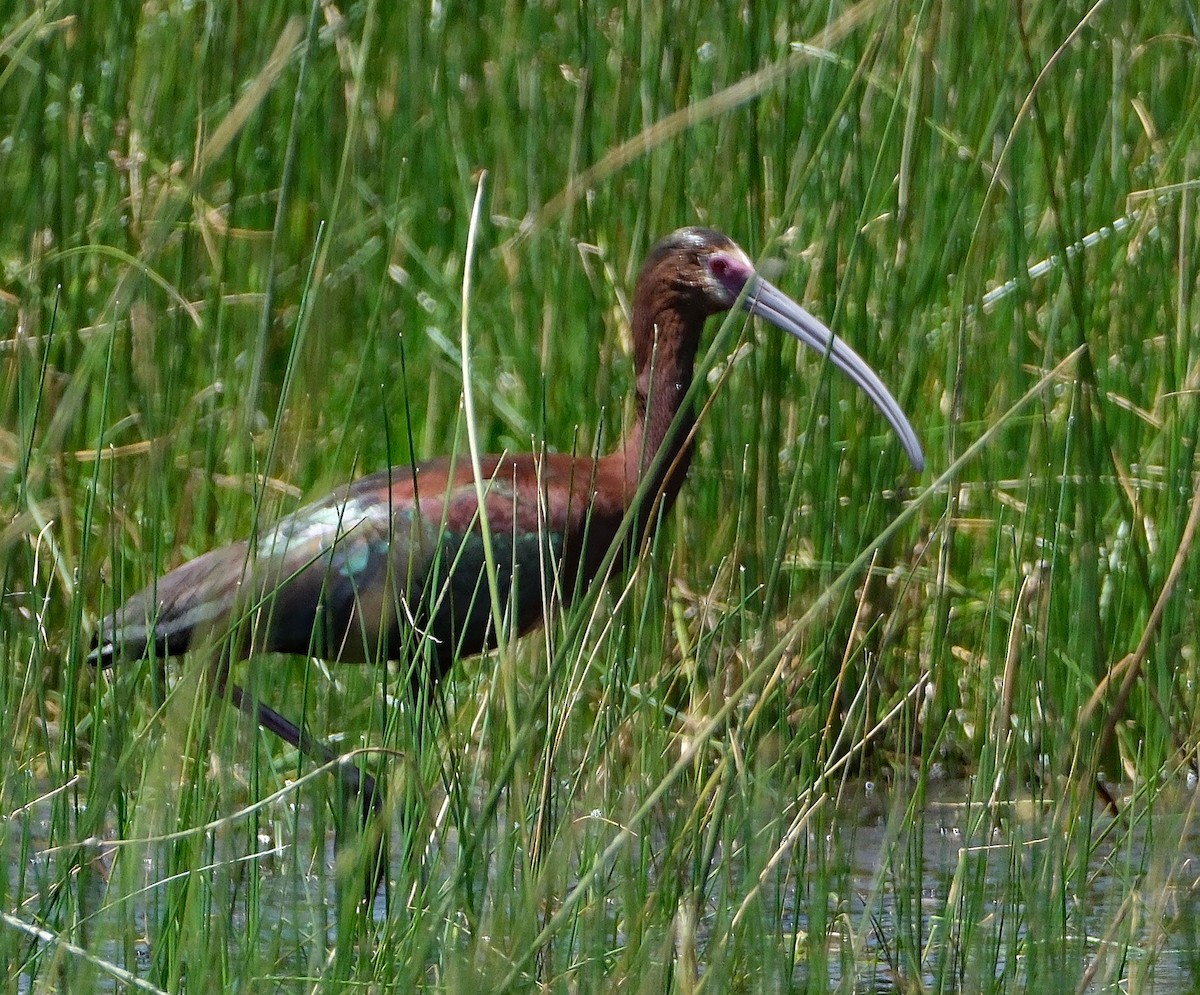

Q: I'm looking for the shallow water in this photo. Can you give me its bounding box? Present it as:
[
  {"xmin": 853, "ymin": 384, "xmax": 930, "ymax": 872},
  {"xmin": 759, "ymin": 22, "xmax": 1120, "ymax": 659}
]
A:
[
  {"xmin": 804, "ymin": 778, "xmax": 1200, "ymax": 991},
  {"xmin": 6, "ymin": 774, "xmax": 1200, "ymax": 992}
]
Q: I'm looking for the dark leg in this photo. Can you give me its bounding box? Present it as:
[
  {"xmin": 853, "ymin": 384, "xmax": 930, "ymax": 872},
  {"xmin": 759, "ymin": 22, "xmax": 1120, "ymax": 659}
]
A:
[{"xmin": 226, "ymin": 683, "xmax": 388, "ymax": 902}]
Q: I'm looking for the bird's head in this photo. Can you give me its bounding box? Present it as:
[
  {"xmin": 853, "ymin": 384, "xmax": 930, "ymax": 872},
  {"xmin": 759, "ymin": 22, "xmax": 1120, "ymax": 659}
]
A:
[
  {"xmin": 635, "ymin": 226, "xmax": 925, "ymax": 472},
  {"xmin": 636, "ymin": 226, "xmax": 754, "ymax": 317}
]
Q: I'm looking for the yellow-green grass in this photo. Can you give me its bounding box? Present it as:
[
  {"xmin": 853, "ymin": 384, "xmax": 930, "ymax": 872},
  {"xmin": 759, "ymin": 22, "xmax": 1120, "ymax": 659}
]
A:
[{"xmin": 2, "ymin": 1, "xmax": 1199, "ymax": 990}]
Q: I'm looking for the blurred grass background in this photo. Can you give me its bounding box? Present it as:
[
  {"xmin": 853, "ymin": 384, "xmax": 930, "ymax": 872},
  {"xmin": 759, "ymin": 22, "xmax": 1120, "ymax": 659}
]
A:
[{"xmin": 3, "ymin": 0, "xmax": 1200, "ymax": 990}]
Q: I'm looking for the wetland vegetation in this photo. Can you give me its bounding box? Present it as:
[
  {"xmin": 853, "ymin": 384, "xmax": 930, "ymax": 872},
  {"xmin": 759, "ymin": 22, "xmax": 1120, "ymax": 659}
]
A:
[{"xmin": 3, "ymin": 1, "xmax": 1200, "ymax": 990}]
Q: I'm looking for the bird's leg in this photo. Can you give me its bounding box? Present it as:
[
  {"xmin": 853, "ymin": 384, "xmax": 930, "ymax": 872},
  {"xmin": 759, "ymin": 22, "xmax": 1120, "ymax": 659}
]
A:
[
  {"xmin": 224, "ymin": 684, "xmax": 380, "ymax": 818},
  {"xmin": 226, "ymin": 683, "xmax": 388, "ymax": 903},
  {"xmin": 204, "ymin": 657, "xmax": 388, "ymax": 902}
]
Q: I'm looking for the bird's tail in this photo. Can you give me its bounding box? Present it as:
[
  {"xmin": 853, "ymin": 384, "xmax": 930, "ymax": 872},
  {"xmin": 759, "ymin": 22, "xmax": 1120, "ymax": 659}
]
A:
[{"xmin": 89, "ymin": 541, "xmax": 253, "ymax": 668}]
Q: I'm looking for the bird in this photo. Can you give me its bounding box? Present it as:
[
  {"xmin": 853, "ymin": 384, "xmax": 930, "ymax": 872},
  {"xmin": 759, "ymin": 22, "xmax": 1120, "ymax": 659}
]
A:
[{"xmin": 90, "ymin": 226, "xmax": 924, "ymax": 895}]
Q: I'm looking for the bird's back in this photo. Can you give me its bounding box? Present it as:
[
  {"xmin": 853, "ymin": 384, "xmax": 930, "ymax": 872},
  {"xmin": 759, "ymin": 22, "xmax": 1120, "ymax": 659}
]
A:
[{"xmin": 91, "ymin": 450, "xmax": 628, "ymax": 676}]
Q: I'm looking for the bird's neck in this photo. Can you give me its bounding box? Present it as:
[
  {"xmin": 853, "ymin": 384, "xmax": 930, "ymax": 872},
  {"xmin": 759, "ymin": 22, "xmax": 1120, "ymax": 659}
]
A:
[{"xmin": 605, "ymin": 307, "xmax": 702, "ymax": 519}]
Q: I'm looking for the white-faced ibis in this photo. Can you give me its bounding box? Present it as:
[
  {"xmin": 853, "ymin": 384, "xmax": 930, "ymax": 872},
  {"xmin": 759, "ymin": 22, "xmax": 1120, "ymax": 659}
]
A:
[{"xmin": 90, "ymin": 227, "xmax": 923, "ymax": 895}]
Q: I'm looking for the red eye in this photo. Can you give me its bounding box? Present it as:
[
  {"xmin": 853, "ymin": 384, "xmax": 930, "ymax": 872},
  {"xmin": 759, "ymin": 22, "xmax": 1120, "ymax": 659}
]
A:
[{"xmin": 709, "ymin": 256, "xmax": 731, "ymax": 278}]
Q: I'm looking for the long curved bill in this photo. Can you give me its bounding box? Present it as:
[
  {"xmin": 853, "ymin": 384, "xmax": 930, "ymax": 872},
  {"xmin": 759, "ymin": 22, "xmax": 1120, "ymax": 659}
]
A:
[{"xmin": 743, "ymin": 276, "xmax": 925, "ymax": 472}]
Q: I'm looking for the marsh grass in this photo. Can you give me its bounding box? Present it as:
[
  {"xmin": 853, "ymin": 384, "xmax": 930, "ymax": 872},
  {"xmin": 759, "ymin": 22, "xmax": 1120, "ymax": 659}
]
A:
[{"xmin": 3, "ymin": 0, "xmax": 1200, "ymax": 990}]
